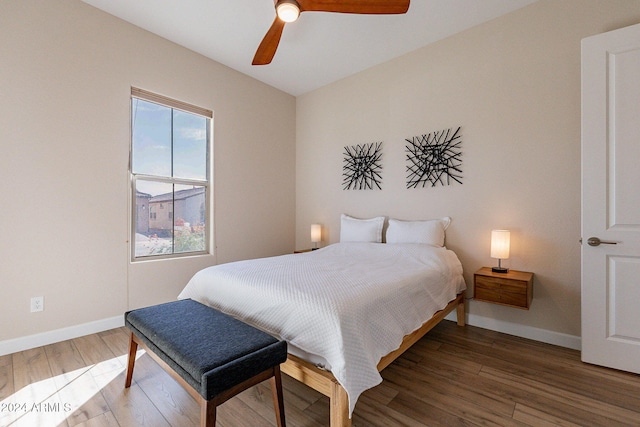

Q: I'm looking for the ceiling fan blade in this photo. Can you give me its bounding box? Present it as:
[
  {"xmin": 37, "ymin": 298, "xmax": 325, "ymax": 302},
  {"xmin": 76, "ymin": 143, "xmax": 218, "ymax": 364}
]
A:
[
  {"xmin": 253, "ymin": 17, "xmax": 286, "ymax": 65},
  {"xmin": 297, "ymin": 0, "xmax": 409, "ymax": 14}
]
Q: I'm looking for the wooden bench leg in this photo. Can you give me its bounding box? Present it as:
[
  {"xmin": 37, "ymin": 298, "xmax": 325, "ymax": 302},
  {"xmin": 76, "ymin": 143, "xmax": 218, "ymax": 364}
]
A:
[
  {"xmin": 270, "ymin": 366, "xmax": 286, "ymax": 427},
  {"xmin": 125, "ymin": 332, "xmax": 138, "ymax": 388},
  {"xmin": 202, "ymin": 398, "xmax": 216, "ymax": 427}
]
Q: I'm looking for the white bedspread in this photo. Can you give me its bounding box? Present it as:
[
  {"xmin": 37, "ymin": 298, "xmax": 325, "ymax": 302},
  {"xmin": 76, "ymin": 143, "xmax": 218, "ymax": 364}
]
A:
[{"xmin": 178, "ymin": 242, "xmax": 466, "ymax": 415}]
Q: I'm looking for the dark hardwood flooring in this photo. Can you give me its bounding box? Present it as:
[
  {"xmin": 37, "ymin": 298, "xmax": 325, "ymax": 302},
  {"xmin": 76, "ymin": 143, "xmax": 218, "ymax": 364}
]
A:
[{"xmin": 1, "ymin": 321, "xmax": 639, "ymax": 426}]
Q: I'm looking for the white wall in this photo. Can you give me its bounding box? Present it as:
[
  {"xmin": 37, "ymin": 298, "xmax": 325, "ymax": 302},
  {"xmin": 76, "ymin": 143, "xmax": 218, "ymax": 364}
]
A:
[
  {"xmin": 0, "ymin": 0, "xmax": 295, "ymax": 347},
  {"xmin": 295, "ymin": 0, "xmax": 640, "ymax": 342}
]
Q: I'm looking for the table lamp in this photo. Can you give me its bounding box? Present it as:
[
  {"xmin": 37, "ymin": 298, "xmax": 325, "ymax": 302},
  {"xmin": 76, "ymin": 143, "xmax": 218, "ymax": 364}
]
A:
[
  {"xmin": 491, "ymin": 230, "xmax": 510, "ymax": 273},
  {"xmin": 311, "ymin": 224, "xmax": 322, "ymax": 250}
]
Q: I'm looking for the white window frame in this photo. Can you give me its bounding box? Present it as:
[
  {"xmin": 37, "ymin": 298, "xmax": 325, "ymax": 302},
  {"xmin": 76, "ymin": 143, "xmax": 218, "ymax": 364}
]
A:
[{"xmin": 130, "ymin": 87, "xmax": 212, "ymax": 261}]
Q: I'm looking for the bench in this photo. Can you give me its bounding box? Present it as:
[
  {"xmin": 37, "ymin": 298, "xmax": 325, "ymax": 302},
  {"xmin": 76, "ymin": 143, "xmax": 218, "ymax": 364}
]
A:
[{"xmin": 124, "ymin": 299, "xmax": 287, "ymax": 427}]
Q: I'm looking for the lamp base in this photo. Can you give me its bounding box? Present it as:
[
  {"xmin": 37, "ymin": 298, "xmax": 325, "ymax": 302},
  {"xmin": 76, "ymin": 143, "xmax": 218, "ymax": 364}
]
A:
[{"xmin": 492, "ymin": 266, "xmax": 509, "ymax": 273}]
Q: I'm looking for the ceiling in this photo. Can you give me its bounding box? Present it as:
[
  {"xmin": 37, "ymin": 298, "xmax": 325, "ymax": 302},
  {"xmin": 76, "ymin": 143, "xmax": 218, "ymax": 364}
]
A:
[{"xmin": 82, "ymin": 0, "xmax": 537, "ymax": 96}]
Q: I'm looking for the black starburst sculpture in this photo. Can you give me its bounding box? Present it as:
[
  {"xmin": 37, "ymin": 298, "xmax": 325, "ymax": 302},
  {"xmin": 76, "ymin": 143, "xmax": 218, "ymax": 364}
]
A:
[
  {"xmin": 405, "ymin": 127, "xmax": 462, "ymax": 188},
  {"xmin": 342, "ymin": 142, "xmax": 383, "ymax": 190}
]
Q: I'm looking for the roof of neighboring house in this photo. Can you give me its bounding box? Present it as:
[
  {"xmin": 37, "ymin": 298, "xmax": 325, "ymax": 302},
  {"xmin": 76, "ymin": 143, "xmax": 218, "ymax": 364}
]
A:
[{"xmin": 149, "ymin": 187, "xmax": 205, "ymax": 203}]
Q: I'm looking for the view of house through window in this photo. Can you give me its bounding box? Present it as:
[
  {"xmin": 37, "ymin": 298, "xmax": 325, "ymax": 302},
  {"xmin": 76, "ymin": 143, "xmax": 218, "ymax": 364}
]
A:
[{"xmin": 131, "ymin": 88, "xmax": 211, "ymax": 259}]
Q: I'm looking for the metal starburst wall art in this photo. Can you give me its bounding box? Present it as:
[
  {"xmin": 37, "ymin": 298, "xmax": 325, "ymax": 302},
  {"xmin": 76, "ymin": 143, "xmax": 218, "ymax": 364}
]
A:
[
  {"xmin": 342, "ymin": 142, "xmax": 383, "ymax": 190},
  {"xmin": 405, "ymin": 127, "xmax": 462, "ymax": 188}
]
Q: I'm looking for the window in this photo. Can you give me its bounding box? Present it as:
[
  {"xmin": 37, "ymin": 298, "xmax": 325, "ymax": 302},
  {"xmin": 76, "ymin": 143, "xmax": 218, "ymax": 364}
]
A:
[{"xmin": 130, "ymin": 88, "xmax": 212, "ymax": 259}]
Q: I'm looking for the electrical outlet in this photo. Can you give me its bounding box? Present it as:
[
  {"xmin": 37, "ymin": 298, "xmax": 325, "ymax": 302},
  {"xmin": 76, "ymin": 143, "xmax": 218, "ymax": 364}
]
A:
[{"xmin": 31, "ymin": 296, "xmax": 44, "ymax": 312}]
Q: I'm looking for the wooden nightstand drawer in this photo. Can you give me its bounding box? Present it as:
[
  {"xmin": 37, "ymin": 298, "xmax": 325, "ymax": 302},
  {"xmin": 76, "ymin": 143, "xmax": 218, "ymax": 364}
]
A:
[
  {"xmin": 475, "ymin": 286, "xmax": 528, "ymax": 307},
  {"xmin": 473, "ymin": 267, "xmax": 534, "ymax": 309}
]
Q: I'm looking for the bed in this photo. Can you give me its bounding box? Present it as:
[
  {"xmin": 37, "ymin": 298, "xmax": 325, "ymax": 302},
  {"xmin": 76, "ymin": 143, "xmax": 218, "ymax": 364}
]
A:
[{"xmin": 178, "ymin": 235, "xmax": 466, "ymax": 426}]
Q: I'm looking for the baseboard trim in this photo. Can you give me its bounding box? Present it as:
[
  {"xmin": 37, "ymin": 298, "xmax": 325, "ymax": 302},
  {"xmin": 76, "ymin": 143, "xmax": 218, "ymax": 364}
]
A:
[
  {"xmin": 445, "ymin": 311, "xmax": 581, "ymax": 350},
  {"xmin": 0, "ymin": 316, "xmax": 124, "ymax": 356}
]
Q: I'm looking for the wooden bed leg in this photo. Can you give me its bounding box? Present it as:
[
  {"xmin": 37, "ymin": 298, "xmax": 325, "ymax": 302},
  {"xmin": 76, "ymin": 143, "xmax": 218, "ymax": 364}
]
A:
[
  {"xmin": 330, "ymin": 381, "xmax": 351, "ymax": 427},
  {"xmin": 456, "ymin": 295, "xmax": 466, "ymax": 326},
  {"xmin": 124, "ymin": 332, "xmax": 138, "ymax": 388}
]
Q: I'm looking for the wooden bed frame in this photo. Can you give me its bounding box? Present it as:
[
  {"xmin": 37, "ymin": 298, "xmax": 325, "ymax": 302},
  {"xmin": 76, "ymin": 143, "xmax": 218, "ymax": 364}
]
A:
[{"xmin": 280, "ymin": 292, "xmax": 466, "ymax": 427}]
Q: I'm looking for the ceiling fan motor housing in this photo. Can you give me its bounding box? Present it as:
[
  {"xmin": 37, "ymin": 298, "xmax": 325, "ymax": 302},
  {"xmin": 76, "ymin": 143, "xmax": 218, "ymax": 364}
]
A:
[{"xmin": 276, "ymin": 0, "xmax": 301, "ymax": 23}]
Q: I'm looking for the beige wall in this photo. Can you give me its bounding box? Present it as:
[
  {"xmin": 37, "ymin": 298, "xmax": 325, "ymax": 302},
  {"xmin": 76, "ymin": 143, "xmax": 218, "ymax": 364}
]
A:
[
  {"xmin": 295, "ymin": 0, "xmax": 640, "ymax": 341},
  {"xmin": 0, "ymin": 0, "xmax": 295, "ymax": 343},
  {"xmin": 3, "ymin": 0, "xmax": 639, "ymax": 351}
]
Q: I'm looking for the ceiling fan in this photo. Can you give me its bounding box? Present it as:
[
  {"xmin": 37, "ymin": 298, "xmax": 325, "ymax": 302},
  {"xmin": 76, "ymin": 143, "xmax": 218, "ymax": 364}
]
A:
[{"xmin": 253, "ymin": 0, "xmax": 411, "ymax": 65}]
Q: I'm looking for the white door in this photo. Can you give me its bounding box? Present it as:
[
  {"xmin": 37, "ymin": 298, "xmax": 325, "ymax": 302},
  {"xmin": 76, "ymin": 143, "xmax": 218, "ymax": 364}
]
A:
[{"xmin": 581, "ymin": 22, "xmax": 640, "ymax": 374}]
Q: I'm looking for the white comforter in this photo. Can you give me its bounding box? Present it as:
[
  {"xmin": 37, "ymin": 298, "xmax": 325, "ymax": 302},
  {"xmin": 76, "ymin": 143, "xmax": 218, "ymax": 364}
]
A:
[{"xmin": 178, "ymin": 242, "xmax": 466, "ymax": 415}]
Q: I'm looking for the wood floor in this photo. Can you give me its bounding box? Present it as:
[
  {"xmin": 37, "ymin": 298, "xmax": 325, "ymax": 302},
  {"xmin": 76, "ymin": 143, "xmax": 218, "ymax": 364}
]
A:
[{"xmin": 1, "ymin": 321, "xmax": 640, "ymax": 427}]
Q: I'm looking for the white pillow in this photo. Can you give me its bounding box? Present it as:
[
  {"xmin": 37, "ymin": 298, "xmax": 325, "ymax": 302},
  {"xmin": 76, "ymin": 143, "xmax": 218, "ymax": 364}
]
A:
[
  {"xmin": 340, "ymin": 214, "xmax": 385, "ymax": 243},
  {"xmin": 386, "ymin": 217, "xmax": 451, "ymax": 247}
]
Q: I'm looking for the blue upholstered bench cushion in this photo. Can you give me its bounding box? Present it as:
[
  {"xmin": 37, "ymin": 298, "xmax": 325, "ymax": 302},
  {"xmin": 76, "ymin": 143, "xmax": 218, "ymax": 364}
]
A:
[{"xmin": 125, "ymin": 299, "xmax": 287, "ymax": 400}]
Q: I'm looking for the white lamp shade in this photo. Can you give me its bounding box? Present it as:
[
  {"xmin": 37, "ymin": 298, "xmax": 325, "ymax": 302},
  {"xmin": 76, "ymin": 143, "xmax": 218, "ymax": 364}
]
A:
[
  {"xmin": 490, "ymin": 230, "xmax": 510, "ymax": 259},
  {"xmin": 311, "ymin": 224, "xmax": 322, "ymax": 243},
  {"xmin": 276, "ymin": 1, "xmax": 300, "ymax": 22}
]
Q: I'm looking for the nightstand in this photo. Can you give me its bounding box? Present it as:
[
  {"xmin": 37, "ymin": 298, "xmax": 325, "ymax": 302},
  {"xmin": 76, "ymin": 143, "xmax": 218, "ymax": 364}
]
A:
[
  {"xmin": 294, "ymin": 249, "xmax": 313, "ymax": 253},
  {"xmin": 473, "ymin": 267, "xmax": 534, "ymax": 310}
]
